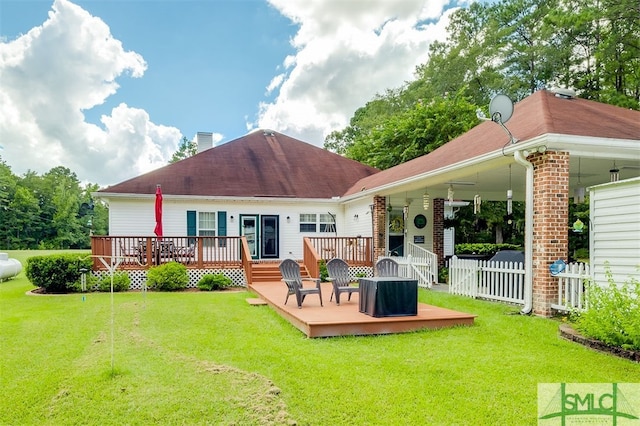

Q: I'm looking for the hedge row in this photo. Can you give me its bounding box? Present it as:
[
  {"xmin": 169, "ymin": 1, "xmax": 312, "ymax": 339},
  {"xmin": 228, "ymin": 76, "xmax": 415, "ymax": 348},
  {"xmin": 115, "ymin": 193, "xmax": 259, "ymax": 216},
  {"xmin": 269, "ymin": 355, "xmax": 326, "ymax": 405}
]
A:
[{"xmin": 25, "ymin": 255, "xmax": 233, "ymax": 293}]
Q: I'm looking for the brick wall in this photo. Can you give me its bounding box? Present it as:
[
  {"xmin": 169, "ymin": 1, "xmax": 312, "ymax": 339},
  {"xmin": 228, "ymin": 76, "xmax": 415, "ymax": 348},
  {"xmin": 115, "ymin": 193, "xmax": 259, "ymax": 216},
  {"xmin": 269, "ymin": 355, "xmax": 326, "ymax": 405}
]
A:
[
  {"xmin": 372, "ymin": 195, "xmax": 386, "ymax": 260},
  {"xmin": 530, "ymin": 151, "xmax": 569, "ymax": 316},
  {"xmin": 433, "ymin": 198, "xmax": 445, "ymax": 267}
]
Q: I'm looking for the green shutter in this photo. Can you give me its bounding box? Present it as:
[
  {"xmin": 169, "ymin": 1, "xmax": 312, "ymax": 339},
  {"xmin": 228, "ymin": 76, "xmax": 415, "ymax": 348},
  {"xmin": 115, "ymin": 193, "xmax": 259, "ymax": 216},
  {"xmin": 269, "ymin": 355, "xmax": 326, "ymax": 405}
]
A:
[
  {"xmin": 217, "ymin": 211, "xmax": 227, "ymax": 236},
  {"xmin": 217, "ymin": 211, "xmax": 227, "ymax": 247},
  {"xmin": 187, "ymin": 211, "xmax": 196, "ymax": 236}
]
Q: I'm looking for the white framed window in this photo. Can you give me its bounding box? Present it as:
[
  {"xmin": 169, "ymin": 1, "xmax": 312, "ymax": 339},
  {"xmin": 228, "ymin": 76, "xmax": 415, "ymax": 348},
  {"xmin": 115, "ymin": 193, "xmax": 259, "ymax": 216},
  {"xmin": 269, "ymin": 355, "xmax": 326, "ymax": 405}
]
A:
[
  {"xmin": 198, "ymin": 212, "xmax": 216, "ymax": 246},
  {"xmin": 299, "ymin": 213, "xmax": 335, "ymax": 233},
  {"xmin": 319, "ymin": 213, "xmax": 335, "ymax": 232},
  {"xmin": 299, "ymin": 213, "xmax": 316, "ymax": 232}
]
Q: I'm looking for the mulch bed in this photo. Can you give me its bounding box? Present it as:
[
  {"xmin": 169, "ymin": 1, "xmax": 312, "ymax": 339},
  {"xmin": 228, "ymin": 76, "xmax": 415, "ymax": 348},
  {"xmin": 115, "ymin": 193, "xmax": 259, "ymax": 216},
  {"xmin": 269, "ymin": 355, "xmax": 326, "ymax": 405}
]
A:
[{"xmin": 559, "ymin": 323, "xmax": 640, "ymax": 363}]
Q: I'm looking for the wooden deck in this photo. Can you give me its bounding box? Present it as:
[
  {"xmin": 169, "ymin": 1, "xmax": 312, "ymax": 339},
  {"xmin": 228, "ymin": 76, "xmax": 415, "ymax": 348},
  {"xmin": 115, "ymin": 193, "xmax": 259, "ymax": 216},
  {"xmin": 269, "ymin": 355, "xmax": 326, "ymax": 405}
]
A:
[{"xmin": 248, "ymin": 281, "xmax": 476, "ymax": 338}]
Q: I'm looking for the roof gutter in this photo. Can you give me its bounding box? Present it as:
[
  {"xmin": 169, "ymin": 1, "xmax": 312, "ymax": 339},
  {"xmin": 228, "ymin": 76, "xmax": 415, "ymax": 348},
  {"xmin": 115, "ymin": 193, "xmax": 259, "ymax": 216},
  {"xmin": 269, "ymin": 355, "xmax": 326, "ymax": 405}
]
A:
[{"xmin": 514, "ymin": 149, "xmax": 533, "ymax": 314}]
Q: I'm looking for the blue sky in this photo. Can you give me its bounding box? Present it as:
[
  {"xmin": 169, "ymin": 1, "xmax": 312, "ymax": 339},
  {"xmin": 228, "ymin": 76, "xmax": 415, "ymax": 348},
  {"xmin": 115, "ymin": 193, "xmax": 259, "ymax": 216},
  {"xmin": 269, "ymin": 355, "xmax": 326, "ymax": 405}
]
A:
[{"xmin": 0, "ymin": 0, "xmax": 469, "ymax": 186}]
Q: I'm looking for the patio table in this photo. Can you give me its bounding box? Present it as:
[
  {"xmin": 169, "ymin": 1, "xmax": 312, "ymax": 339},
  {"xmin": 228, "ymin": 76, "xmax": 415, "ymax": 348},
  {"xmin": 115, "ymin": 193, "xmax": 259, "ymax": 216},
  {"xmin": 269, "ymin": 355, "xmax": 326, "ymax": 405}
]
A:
[{"xmin": 358, "ymin": 277, "xmax": 418, "ymax": 317}]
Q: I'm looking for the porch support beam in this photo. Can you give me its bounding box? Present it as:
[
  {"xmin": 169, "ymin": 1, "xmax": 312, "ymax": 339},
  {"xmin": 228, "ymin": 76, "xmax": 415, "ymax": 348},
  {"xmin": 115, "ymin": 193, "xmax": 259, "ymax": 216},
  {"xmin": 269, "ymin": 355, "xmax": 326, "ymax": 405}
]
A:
[
  {"xmin": 433, "ymin": 198, "xmax": 445, "ymax": 267},
  {"xmin": 530, "ymin": 151, "xmax": 570, "ymax": 316},
  {"xmin": 372, "ymin": 195, "xmax": 387, "ymax": 260}
]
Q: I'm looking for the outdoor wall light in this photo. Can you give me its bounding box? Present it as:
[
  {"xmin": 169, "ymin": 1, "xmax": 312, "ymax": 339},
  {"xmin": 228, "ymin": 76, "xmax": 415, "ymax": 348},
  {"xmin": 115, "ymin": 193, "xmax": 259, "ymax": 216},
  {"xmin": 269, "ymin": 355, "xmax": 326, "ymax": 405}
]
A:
[
  {"xmin": 230, "ymin": 215, "xmax": 234, "ymax": 222},
  {"xmin": 354, "ymin": 214, "xmax": 359, "ymax": 220},
  {"xmin": 286, "ymin": 216, "xmax": 291, "ymax": 223}
]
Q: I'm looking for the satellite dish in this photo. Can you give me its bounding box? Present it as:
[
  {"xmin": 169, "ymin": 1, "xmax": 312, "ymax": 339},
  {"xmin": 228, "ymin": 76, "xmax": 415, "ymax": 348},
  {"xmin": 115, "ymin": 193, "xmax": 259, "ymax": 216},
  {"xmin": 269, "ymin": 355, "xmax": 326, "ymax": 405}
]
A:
[{"xmin": 489, "ymin": 94, "xmax": 514, "ymax": 124}]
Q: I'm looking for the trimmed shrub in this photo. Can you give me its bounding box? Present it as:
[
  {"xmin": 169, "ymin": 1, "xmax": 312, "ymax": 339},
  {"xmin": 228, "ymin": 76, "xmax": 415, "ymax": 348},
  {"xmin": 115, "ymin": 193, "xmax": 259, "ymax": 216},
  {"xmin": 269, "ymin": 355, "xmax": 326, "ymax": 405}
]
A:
[
  {"xmin": 97, "ymin": 272, "xmax": 131, "ymax": 292},
  {"xmin": 455, "ymin": 243, "xmax": 521, "ymax": 256},
  {"xmin": 438, "ymin": 267, "xmax": 449, "ymax": 284},
  {"xmin": 71, "ymin": 272, "xmax": 98, "ymax": 293},
  {"xmin": 197, "ymin": 273, "xmax": 232, "ymax": 291},
  {"xmin": 26, "ymin": 254, "xmax": 92, "ymax": 293},
  {"xmin": 146, "ymin": 262, "xmax": 188, "ymax": 291}
]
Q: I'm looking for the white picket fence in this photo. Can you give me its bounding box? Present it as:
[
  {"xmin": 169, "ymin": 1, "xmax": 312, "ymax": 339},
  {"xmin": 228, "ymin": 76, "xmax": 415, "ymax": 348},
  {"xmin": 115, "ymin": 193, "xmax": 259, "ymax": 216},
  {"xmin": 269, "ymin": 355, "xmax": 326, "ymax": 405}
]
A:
[
  {"xmin": 448, "ymin": 257, "xmax": 525, "ymax": 305},
  {"xmin": 449, "ymin": 257, "xmax": 591, "ymax": 310},
  {"xmin": 551, "ymin": 262, "xmax": 590, "ymax": 312}
]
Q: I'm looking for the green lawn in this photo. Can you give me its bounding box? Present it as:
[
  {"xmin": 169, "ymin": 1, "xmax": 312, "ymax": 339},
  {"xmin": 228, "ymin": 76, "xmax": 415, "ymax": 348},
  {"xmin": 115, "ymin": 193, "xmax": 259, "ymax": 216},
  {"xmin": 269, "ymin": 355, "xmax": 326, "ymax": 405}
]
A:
[{"xmin": 1, "ymin": 250, "xmax": 639, "ymax": 425}]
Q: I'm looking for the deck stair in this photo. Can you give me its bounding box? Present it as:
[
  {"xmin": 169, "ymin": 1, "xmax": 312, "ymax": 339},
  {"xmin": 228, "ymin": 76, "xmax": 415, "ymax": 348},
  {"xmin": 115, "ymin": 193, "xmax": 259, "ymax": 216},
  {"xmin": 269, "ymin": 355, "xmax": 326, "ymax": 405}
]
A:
[{"xmin": 250, "ymin": 260, "xmax": 310, "ymax": 284}]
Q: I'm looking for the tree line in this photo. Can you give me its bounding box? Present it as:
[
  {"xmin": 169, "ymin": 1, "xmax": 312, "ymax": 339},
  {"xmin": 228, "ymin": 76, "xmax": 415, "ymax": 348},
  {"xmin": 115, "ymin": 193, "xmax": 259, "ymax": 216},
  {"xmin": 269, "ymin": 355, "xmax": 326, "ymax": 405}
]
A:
[{"xmin": 0, "ymin": 161, "xmax": 108, "ymax": 249}]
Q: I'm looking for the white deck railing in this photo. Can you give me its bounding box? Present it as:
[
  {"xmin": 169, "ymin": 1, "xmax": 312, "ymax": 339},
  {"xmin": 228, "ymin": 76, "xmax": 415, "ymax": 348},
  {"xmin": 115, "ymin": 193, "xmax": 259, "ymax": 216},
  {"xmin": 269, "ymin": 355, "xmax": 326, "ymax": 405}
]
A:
[{"xmin": 379, "ymin": 243, "xmax": 438, "ymax": 288}]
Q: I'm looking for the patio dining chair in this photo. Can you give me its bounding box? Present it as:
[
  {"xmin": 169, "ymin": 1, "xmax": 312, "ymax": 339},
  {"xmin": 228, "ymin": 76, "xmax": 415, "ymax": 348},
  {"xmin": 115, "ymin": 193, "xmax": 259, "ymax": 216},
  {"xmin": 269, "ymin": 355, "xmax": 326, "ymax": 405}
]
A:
[
  {"xmin": 175, "ymin": 242, "xmax": 196, "ymax": 264},
  {"xmin": 376, "ymin": 258, "xmax": 399, "ymax": 277},
  {"xmin": 118, "ymin": 240, "xmax": 140, "ymax": 265},
  {"xmin": 326, "ymin": 258, "xmax": 359, "ymax": 305},
  {"xmin": 278, "ymin": 259, "xmax": 323, "ymax": 308}
]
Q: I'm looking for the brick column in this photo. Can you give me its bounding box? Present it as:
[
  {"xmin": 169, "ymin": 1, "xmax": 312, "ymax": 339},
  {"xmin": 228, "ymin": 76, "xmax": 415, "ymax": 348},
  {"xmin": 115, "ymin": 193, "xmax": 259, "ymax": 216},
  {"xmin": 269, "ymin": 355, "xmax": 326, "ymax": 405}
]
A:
[
  {"xmin": 432, "ymin": 198, "xmax": 445, "ymax": 267},
  {"xmin": 531, "ymin": 151, "xmax": 569, "ymax": 316},
  {"xmin": 372, "ymin": 196, "xmax": 387, "ymax": 260}
]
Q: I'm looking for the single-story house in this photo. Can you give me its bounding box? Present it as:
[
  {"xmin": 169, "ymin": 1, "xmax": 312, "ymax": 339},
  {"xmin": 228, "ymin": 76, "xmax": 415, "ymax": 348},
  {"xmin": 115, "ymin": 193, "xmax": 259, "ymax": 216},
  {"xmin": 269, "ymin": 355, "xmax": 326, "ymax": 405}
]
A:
[{"xmin": 95, "ymin": 89, "xmax": 640, "ymax": 317}]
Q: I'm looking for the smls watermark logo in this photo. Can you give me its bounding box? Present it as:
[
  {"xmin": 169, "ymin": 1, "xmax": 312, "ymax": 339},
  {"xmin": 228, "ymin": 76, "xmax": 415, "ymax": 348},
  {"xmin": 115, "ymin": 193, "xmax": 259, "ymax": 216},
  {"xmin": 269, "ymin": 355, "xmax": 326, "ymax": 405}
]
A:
[{"xmin": 539, "ymin": 383, "xmax": 640, "ymax": 425}]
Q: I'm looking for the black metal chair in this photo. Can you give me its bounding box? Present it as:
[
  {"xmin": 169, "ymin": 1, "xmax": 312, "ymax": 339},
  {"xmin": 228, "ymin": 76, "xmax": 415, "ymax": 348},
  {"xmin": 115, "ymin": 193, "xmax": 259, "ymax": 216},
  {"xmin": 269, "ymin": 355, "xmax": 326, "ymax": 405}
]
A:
[
  {"xmin": 376, "ymin": 258, "xmax": 399, "ymax": 277},
  {"xmin": 326, "ymin": 258, "xmax": 359, "ymax": 305},
  {"xmin": 278, "ymin": 259, "xmax": 323, "ymax": 308},
  {"xmin": 175, "ymin": 242, "xmax": 196, "ymax": 264}
]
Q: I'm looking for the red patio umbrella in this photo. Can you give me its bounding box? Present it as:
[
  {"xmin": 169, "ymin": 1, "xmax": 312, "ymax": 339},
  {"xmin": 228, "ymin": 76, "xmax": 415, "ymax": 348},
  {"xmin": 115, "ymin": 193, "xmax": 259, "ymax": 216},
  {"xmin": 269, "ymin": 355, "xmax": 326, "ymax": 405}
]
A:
[{"xmin": 154, "ymin": 184, "xmax": 163, "ymax": 238}]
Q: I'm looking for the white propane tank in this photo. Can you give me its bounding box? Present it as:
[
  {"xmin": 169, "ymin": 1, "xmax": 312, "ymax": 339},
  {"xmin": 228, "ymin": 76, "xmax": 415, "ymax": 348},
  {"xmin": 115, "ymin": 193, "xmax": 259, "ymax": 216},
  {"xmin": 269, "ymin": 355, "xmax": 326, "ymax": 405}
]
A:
[{"xmin": 0, "ymin": 253, "xmax": 22, "ymax": 281}]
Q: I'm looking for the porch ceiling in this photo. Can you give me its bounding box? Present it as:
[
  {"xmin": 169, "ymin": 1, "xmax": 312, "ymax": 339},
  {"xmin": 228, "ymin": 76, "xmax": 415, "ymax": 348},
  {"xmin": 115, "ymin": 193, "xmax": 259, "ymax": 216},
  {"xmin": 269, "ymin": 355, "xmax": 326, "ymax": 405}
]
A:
[{"xmin": 385, "ymin": 152, "xmax": 640, "ymax": 206}]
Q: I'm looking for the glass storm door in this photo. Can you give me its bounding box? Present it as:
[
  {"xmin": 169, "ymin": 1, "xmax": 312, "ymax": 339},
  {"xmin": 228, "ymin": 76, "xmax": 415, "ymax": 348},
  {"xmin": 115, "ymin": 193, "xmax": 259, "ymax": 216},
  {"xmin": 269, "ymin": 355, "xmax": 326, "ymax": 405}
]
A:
[
  {"xmin": 261, "ymin": 215, "xmax": 279, "ymax": 258},
  {"xmin": 240, "ymin": 215, "xmax": 259, "ymax": 259}
]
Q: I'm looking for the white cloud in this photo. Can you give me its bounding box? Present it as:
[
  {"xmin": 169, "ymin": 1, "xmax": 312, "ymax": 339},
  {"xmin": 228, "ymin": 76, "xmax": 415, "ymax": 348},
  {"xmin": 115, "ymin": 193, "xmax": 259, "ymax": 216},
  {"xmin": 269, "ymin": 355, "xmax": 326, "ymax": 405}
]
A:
[
  {"xmin": 0, "ymin": 0, "xmax": 180, "ymax": 186},
  {"xmin": 254, "ymin": 0, "xmax": 460, "ymax": 145}
]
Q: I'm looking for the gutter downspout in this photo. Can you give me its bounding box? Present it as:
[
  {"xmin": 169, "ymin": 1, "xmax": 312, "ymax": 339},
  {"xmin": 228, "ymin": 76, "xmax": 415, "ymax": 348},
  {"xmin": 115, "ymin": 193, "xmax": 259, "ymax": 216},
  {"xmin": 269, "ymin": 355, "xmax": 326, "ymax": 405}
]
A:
[{"xmin": 514, "ymin": 150, "xmax": 533, "ymax": 314}]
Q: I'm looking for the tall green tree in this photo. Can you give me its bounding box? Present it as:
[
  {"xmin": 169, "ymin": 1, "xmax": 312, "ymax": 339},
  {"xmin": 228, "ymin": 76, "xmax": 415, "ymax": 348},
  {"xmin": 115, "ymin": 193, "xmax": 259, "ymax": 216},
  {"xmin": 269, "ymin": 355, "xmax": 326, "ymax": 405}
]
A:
[
  {"xmin": 82, "ymin": 183, "xmax": 109, "ymax": 237},
  {"xmin": 0, "ymin": 159, "xmax": 18, "ymax": 248},
  {"xmin": 413, "ymin": 2, "xmax": 501, "ymax": 105},
  {"xmin": 543, "ymin": 0, "xmax": 640, "ymax": 108},
  {"xmin": 43, "ymin": 167, "xmax": 85, "ymax": 249},
  {"xmin": 170, "ymin": 136, "xmax": 198, "ymax": 163},
  {"xmin": 325, "ymin": 89, "xmax": 406, "ymax": 156},
  {"xmin": 7, "ymin": 187, "xmax": 41, "ymax": 248},
  {"xmin": 326, "ymin": 90, "xmax": 479, "ymax": 169}
]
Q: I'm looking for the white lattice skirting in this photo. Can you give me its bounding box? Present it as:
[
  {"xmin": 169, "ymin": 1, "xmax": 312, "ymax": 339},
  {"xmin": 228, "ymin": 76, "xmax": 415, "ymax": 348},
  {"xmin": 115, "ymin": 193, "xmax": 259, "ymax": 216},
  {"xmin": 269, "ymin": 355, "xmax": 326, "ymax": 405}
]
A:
[{"xmin": 92, "ymin": 269, "xmax": 247, "ymax": 290}]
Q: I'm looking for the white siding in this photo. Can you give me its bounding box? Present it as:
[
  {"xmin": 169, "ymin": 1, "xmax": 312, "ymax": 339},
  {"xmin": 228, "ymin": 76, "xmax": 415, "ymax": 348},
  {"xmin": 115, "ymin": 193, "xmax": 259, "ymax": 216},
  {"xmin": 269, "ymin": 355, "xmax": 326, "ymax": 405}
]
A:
[
  {"xmin": 444, "ymin": 228, "xmax": 455, "ymax": 257},
  {"xmin": 589, "ymin": 177, "xmax": 640, "ymax": 287},
  {"xmin": 404, "ymin": 200, "xmax": 434, "ymax": 251},
  {"xmin": 343, "ymin": 198, "xmax": 375, "ymax": 237}
]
